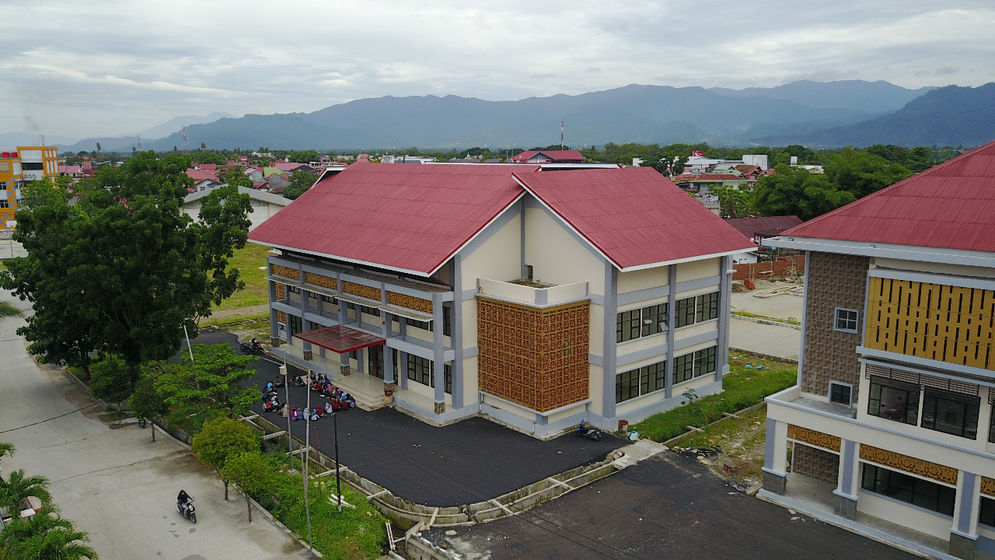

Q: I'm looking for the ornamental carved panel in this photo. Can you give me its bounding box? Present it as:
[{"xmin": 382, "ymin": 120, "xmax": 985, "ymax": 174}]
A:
[
  {"xmin": 271, "ymin": 264, "xmax": 298, "ymax": 280},
  {"xmin": 477, "ymin": 297, "xmax": 589, "ymax": 412},
  {"xmin": 787, "ymin": 424, "xmax": 841, "ymax": 452},
  {"xmin": 858, "ymin": 444, "xmax": 957, "ymax": 485},
  {"xmin": 982, "ymin": 477, "xmax": 995, "ymax": 497},
  {"xmin": 387, "ymin": 291, "xmax": 433, "ymax": 314},
  {"xmin": 304, "ymin": 272, "xmax": 337, "ymax": 291},
  {"xmin": 275, "ymin": 283, "xmax": 286, "ymax": 300},
  {"xmin": 343, "ymin": 281, "xmax": 381, "ymax": 301},
  {"xmin": 276, "ymin": 310, "xmax": 287, "ymax": 323}
]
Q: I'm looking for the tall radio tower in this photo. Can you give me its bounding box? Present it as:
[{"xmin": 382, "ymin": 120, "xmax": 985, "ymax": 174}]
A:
[{"xmin": 181, "ymin": 126, "xmax": 189, "ymax": 152}]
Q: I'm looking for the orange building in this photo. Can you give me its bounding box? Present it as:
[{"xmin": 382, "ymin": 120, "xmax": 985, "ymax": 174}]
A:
[{"xmin": 0, "ymin": 146, "xmax": 59, "ymax": 230}]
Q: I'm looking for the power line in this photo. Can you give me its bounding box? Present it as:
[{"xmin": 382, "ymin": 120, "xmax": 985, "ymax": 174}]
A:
[{"xmin": 0, "ymin": 403, "xmax": 100, "ymax": 434}]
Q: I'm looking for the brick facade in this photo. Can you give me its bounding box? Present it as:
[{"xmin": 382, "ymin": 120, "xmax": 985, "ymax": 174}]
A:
[
  {"xmin": 477, "ymin": 297, "xmax": 589, "ymax": 412},
  {"xmin": 800, "ymin": 252, "xmax": 868, "ymax": 400},
  {"xmin": 732, "ymin": 255, "xmax": 806, "ymax": 281},
  {"xmin": 792, "ymin": 443, "xmax": 839, "ymax": 484}
]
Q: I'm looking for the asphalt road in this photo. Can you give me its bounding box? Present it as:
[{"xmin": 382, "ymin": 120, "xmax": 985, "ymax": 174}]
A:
[
  {"xmin": 427, "ymin": 452, "xmax": 918, "ymax": 560},
  {"xmin": 0, "ymin": 292, "xmax": 311, "ymax": 560},
  {"xmin": 190, "ymin": 330, "xmax": 626, "ymax": 507}
]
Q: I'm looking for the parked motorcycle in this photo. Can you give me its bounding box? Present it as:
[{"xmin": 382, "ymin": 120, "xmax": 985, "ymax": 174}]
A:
[
  {"xmin": 576, "ymin": 422, "xmax": 603, "ymax": 441},
  {"xmin": 239, "ymin": 339, "xmax": 264, "ymax": 355},
  {"xmin": 177, "ymin": 496, "xmax": 197, "ymax": 524}
]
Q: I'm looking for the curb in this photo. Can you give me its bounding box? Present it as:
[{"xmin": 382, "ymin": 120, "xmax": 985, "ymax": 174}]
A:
[{"xmin": 731, "ymin": 313, "xmax": 802, "ymax": 330}]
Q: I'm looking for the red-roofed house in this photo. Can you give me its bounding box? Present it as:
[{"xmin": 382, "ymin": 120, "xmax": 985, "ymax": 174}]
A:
[
  {"xmin": 58, "ymin": 165, "xmax": 84, "ymax": 178},
  {"xmin": 249, "ymin": 164, "xmax": 753, "ymax": 436},
  {"xmin": 510, "ymin": 149, "xmax": 584, "ymax": 164},
  {"xmin": 271, "ymin": 161, "xmax": 311, "ymax": 173},
  {"xmin": 760, "ymin": 140, "xmax": 995, "ymax": 559},
  {"xmin": 671, "ymin": 174, "xmax": 747, "ymax": 193}
]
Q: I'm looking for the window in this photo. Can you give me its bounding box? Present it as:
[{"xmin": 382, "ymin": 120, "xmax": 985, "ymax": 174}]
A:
[
  {"xmin": 615, "ymin": 361, "xmax": 665, "ymax": 403},
  {"xmin": 616, "ymin": 303, "xmax": 667, "ymax": 343},
  {"xmin": 696, "ymin": 292, "xmax": 719, "ymax": 322},
  {"xmin": 829, "ymin": 382, "xmax": 853, "ymax": 406},
  {"xmin": 443, "ymin": 303, "xmax": 452, "ymax": 337},
  {"xmin": 287, "ymin": 285, "xmax": 301, "ymax": 294},
  {"xmin": 861, "ymin": 463, "xmax": 955, "ymax": 516},
  {"xmin": 406, "ymin": 355, "xmax": 451, "ymax": 394},
  {"xmin": 674, "ymin": 346, "xmax": 718, "ymax": 384},
  {"xmin": 982, "ymin": 497, "xmax": 995, "ymax": 528},
  {"xmin": 867, "ymin": 376, "xmax": 919, "ymax": 425},
  {"xmin": 405, "ymin": 317, "xmax": 432, "ymax": 331},
  {"xmin": 990, "ymin": 405, "xmax": 995, "ymax": 444},
  {"xmin": 359, "ymin": 304, "xmax": 381, "ymax": 317},
  {"xmin": 676, "ymin": 297, "xmax": 696, "ymax": 328},
  {"xmin": 920, "ymin": 389, "xmax": 979, "ymax": 439},
  {"xmin": 288, "ymin": 315, "xmax": 302, "ymax": 337},
  {"xmin": 834, "ymin": 308, "xmax": 860, "ymax": 333}
]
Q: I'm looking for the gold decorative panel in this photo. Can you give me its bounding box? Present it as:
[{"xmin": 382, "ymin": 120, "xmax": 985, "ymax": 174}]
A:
[
  {"xmin": 387, "ymin": 291, "xmax": 433, "ymax": 314},
  {"xmin": 304, "ymin": 272, "xmax": 337, "ymax": 291},
  {"xmin": 787, "ymin": 425, "xmax": 841, "ymax": 452},
  {"xmin": 865, "ymin": 277, "xmax": 994, "ymax": 370},
  {"xmin": 343, "ymin": 281, "xmax": 381, "ymax": 301},
  {"xmin": 271, "ymin": 264, "xmax": 298, "ymax": 280},
  {"xmin": 477, "ymin": 297, "xmax": 590, "ymax": 412},
  {"xmin": 275, "ymin": 283, "xmax": 285, "ymax": 300},
  {"xmin": 276, "ymin": 310, "xmax": 287, "ymax": 323},
  {"xmin": 859, "ymin": 444, "xmax": 957, "ymax": 485},
  {"xmin": 982, "ymin": 477, "xmax": 995, "ymax": 497}
]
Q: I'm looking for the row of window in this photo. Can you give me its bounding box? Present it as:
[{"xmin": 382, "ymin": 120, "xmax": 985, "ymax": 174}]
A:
[
  {"xmin": 867, "ymin": 376, "xmax": 985, "ymax": 440},
  {"xmin": 616, "ymin": 292, "xmax": 719, "ymax": 343},
  {"xmin": 291, "ymin": 288, "xmax": 451, "ymax": 335},
  {"xmin": 860, "ymin": 463, "xmax": 995, "ymax": 529},
  {"xmin": 406, "ymin": 355, "xmax": 452, "ymax": 394},
  {"xmin": 615, "ymin": 346, "xmax": 717, "ymax": 403}
]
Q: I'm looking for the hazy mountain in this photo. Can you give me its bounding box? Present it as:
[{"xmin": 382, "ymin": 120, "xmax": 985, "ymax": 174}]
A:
[
  {"xmin": 0, "ymin": 132, "xmax": 79, "ymax": 148},
  {"xmin": 710, "ymin": 80, "xmax": 936, "ymax": 113},
  {"xmin": 60, "ymin": 112, "xmax": 236, "ymax": 153},
  {"xmin": 759, "ymin": 83, "xmax": 995, "ymax": 147},
  {"xmin": 138, "ymin": 112, "xmax": 235, "ymax": 139}
]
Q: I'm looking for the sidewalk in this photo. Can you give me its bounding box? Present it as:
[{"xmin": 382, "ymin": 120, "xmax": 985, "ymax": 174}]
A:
[{"xmin": 0, "ymin": 291, "xmax": 312, "ymax": 560}]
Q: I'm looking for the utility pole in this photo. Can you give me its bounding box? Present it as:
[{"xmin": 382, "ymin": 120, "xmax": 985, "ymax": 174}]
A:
[{"xmin": 560, "ymin": 120, "xmax": 564, "ymax": 149}]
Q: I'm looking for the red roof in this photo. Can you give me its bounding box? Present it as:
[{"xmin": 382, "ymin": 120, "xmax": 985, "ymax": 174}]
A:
[
  {"xmin": 197, "ymin": 163, "xmax": 218, "ymax": 170},
  {"xmin": 296, "ymin": 324, "xmax": 384, "ymax": 353},
  {"xmin": 513, "ymin": 167, "xmax": 755, "ymax": 270},
  {"xmin": 271, "ymin": 161, "xmax": 307, "ymax": 172},
  {"xmin": 673, "ymin": 174, "xmax": 744, "ymax": 182},
  {"xmin": 780, "ymin": 140, "xmax": 995, "ymax": 253},
  {"xmin": 185, "ymin": 169, "xmax": 219, "ymax": 182},
  {"xmin": 249, "ymin": 164, "xmax": 538, "ymax": 275},
  {"xmin": 511, "ymin": 150, "xmax": 584, "ymax": 163},
  {"xmin": 726, "ymin": 216, "xmax": 802, "ymax": 239}
]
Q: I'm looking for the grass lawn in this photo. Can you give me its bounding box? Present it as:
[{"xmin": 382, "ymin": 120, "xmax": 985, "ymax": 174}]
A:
[
  {"xmin": 215, "ymin": 243, "xmax": 272, "ymax": 311},
  {"xmin": 732, "ymin": 310, "xmax": 800, "ymax": 325},
  {"xmin": 631, "ymin": 351, "xmax": 796, "ymax": 442},
  {"xmin": 676, "ymin": 404, "xmax": 768, "ymax": 486}
]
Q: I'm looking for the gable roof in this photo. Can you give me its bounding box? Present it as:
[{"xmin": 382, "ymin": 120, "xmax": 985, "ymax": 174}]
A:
[
  {"xmin": 185, "ymin": 169, "xmax": 219, "ymax": 182},
  {"xmin": 249, "ymin": 163, "xmax": 538, "ymax": 276},
  {"xmin": 780, "ymin": 140, "xmax": 995, "ymax": 253},
  {"xmin": 511, "ymin": 150, "xmax": 584, "ymax": 163},
  {"xmin": 513, "ymin": 167, "xmax": 755, "ymax": 270}
]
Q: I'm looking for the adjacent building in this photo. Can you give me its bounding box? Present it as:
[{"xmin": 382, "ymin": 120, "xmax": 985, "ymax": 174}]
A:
[
  {"xmin": 0, "ymin": 146, "xmax": 59, "ymax": 230},
  {"xmin": 761, "ymin": 141, "xmax": 995, "ymax": 559},
  {"xmin": 248, "ymin": 163, "xmax": 754, "ymax": 437}
]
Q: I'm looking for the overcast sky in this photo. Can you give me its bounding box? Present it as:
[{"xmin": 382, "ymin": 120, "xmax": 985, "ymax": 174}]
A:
[{"xmin": 2, "ymin": 0, "xmax": 993, "ymax": 142}]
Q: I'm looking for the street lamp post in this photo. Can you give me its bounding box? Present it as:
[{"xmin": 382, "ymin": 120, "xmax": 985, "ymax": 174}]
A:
[
  {"xmin": 280, "ymin": 364, "xmax": 292, "ymax": 471},
  {"xmin": 333, "ymin": 409, "xmax": 342, "ymax": 513},
  {"xmin": 303, "ymin": 370, "xmax": 313, "ymax": 552}
]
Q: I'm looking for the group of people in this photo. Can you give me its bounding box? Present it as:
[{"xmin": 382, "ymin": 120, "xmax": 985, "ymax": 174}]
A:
[{"xmin": 259, "ymin": 374, "xmax": 357, "ymax": 420}]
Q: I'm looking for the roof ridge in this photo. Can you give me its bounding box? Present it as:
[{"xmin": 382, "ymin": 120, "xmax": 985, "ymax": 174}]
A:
[{"xmin": 781, "ymin": 140, "xmax": 995, "ymax": 236}]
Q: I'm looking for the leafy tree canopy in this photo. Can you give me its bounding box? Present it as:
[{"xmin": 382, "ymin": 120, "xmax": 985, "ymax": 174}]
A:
[
  {"xmin": 219, "ymin": 451, "xmax": 273, "ymax": 521},
  {"xmin": 192, "ymin": 416, "xmax": 260, "ymax": 500},
  {"xmin": 752, "ymin": 164, "xmax": 856, "ymax": 220},
  {"xmin": 282, "ymin": 170, "xmax": 317, "ymax": 200},
  {"xmin": 87, "ymin": 353, "xmax": 135, "ymax": 405},
  {"xmin": 0, "ymin": 152, "xmax": 252, "ymax": 370},
  {"xmin": 0, "ymin": 504, "xmax": 97, "ymax": 560}
]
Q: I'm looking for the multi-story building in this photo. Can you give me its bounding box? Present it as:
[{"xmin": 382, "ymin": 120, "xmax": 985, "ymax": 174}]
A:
[
  {"xmin": 0, "ymin": 146, "xmax": 59, "ymax": 230},
  {"xmin": 248, "ymin": 164, "xmax": 754, "ymax": 437},
  {"xmin": 761, "ymin": 141, "xmax": 995, "ymax": 559}
]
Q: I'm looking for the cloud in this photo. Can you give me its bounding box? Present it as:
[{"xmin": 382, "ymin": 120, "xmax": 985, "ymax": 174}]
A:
[{"xmin": 1, "ymin": 0, "xmax": 993, "ymax": 140}]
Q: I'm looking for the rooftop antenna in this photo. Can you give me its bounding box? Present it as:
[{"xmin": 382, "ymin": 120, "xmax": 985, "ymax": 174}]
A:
[
  {"xmin": 181, "ymin": 126, "xmax": 188, "ymax": 152},
  {"xmin": 560, "ymin": 120, "xmax": 565, "ymax": 149},
  {"xmin": 137, "ymin": 134, "xmax": 141, "ymax": 150}
]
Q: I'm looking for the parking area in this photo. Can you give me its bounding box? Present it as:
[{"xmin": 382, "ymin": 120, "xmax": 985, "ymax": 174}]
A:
[
  {"xmin": 193, "ymin": 330, "xmax": 626, "ymax": 507},
  {"xmin": 425, "ymin": 452, "xmax": 918, "ymax": 560}
]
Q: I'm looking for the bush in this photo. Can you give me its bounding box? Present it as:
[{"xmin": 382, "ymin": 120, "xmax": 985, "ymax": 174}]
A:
[{"xmin": 632, "ymin": 354, "xmax": 796, "ymax": 442}]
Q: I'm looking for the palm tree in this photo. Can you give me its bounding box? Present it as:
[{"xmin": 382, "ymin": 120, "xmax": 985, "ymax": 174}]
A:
[
  {"xmin": 0, "ymin": 505, "xmax": 97, "ymax": 560},
  {"xmin": 0, "ymin": 442, "xmax": 13, "ymax": 461},
  {"xmin": 0, "ymin": 470, "xmax": 51, "ymax": 513}
]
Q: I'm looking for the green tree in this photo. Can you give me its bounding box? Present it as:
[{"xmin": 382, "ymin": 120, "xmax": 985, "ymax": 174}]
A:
[
  {"xmin": 191, "ymin": 417, "xmax": 259, "ymax": 501},
  {"xmin": 219, "ymin": 452, "xmax": 273, "ymax": 522},
  {"xmin": 220, "ymin": 168, "xmax": 251, "ymax": 189},
  {"xmin": 128, "ymin": 374, "xmax": 169, "ymax": 442},
  {"xmin": 153, "ymin": 344, "xmax": 261, "ymax": 433},
  {"xmin": 711, "ymin": 185, "xmax": 755, "ymax": 218},
  {"xmin": 0, "ymin": 505, "xmax": 97, "ymax": 560},
  {"xmin": 0, "ymin": 442, "xmax": 13, "ymax": 461},
  {"xmin": 0, "ymin": 152, "xmax": 252, "ymax": 372},
  {"xmin": 87, "ymin": 354, "xmax": 134, "ymax": 407},
  {"xmin": 825, "ymin": 147, "xmax": 912, "ymax": 199},
  {"xmin": 753, "ymin": 165, "xmax": 855, "ymax": 221},
  {"xmin": 282, "ymin": 170, "xmax": 316, "ymax": 200},
  {"xmin": 0, "ymin": 470, "xmax": 51, "ymax": 513}
]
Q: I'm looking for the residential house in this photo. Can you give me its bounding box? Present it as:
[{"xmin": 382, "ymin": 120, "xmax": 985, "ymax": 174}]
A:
[
  {"xmin": 761, "ymin": 141, "xmax": 995, "ymax": 559},
  {"xmin": 183, "ymin": 186, "xmax": 289, "ymax": 231},
  {"xmin": 671, "ymin": 174, "xmax": 747, "ymax": 194},
  {"xmin": 248, "ymin": 164, "xmax": 754, "ymax": 437},
  {"xmin": 510, "ymin": 150, "xmax": 584, "ymax": 164},
  {"xmin": 725, "ymin": 216, "xmax": 803, "ymax": 263}
]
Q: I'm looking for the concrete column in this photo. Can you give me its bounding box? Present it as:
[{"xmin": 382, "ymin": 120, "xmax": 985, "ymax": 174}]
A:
[
  {"xmin": 339, "ymin": 353, "xmax": 350, "ymax": 376},
  {"xmin": 949, "ymin": 471, "xmax": 980, "ymax": 560},
  {"xmin": 452, "ymin": 254, "xmax": 464, "ymax": 409},
  {"xmin": 761, "ymin": 418, "xmax": 788, "ymax": 494},
  {"xmin": 716, "ymin": 255, "xmax": 732, "ymax": 380},
  {"xmin": 833, "ymin": 439, "xmax": 860, "ymax": 519},
  {"xmin": 382, "ymin": 315, "xmax": 395, "ymax": 385},
  {"xmin": 665, "ymin": 265, "xmax": 676, "ymax": 399},
  {"xmin": 432, "ymin": 293, "xmax": 446, "ymax": 414},
  {"xmin": 601, "ymin": 262, "xmax": 618, "ymax": 419}
]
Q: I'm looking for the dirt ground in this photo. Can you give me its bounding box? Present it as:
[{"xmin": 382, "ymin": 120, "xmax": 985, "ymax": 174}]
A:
[{"xmin": 672, "ymin": 404, "xmax": 768, "ymax": 493}]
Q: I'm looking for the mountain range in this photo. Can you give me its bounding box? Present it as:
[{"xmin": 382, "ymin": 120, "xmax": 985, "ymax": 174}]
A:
[{"xmin": 40, "ymin": 81, "xmax": 995, "ymax": 152}]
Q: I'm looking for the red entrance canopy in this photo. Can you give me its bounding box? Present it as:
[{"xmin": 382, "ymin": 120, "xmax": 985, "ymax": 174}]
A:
[{"xmin": 295, "ymin": 325, "xmax": 385, "ymax": 353}]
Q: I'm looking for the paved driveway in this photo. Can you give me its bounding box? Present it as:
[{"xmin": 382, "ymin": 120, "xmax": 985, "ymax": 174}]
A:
[
  {"xmin": 426, "ymin": 452, "xmax": 918, "ymax": 560},
  {"xmin": 190, "ymin": 331, "xmax": 626, "ymax": 507},
  {"xmin": 0, "ymin": 293, "xmax": 311, "ymax": 560}
]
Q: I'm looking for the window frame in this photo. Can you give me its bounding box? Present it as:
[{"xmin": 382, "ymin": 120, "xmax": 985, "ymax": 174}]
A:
[
  {"xmin": 616, "ymin": 361, "xmax": 666, "ymax": 403},
  {"xmin": 829, "ymin": 381, "xmax": 854, "ymax": 406},
  {"xmin": 834, "ymin": 307, "xmax": 860, "ymax": 333},
  {"xmin": 867, "ymin": 376, "xmax": 919, "ymax": 425},
  {"xmin": 981, "ymin": 496, "xmax": 995, "ymax": 528},
  {"xmin": 920, "ymin": 387, "xmax": 979, "ymax": 440},
  {"xmin": 861, "ymin": 463, "xmax": 955, "ymax": 517},
  {"xmin": 695, "ymin": 292, "xmax": 719, "ymax": 322},
  {"xmin": 676, "ymin": 297, "xmax": 696, "ymax": 328}
]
